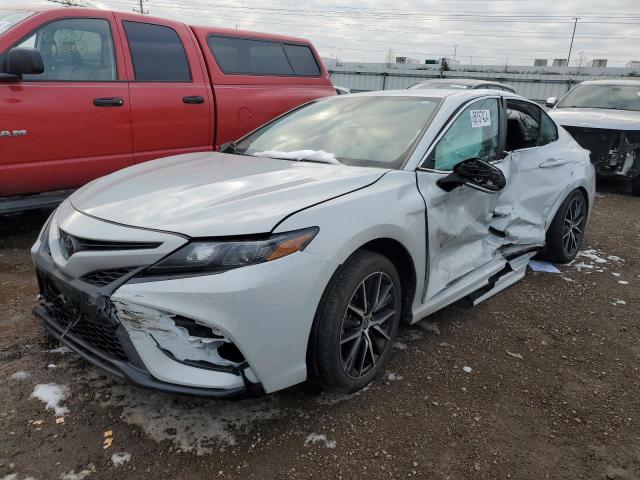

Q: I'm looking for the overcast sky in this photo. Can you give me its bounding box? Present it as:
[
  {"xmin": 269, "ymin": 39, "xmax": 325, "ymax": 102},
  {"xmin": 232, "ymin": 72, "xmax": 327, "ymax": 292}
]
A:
[{"xmin": 6, "ymin": 0, "xmax": 640, "ymax": 66}]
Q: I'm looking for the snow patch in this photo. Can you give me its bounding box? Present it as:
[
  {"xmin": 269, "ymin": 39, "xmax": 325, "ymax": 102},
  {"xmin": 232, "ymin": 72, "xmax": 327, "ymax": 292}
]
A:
[
  {"xmin": 304, "ymin": 433, "xmax": 337, "ymax": 449},
  {"xmin": 11, "ymin": 371, "xmax": 31, "ymax": 380},
  {"xmin": 48, "ymin": 346, "xmax": 72, "ymax": 354},
  {"xmin": 30, "ymin": 384, "xmax": 69, "ymax": 416},
  {"xmin": 386, "ymin": 372, "xmax": 403, "ymax": 381},
  {"xmin": 618, "ymin": 280, "xmax": 629, "ymax": 285},
  {"xmin": 102, "ymin": 384, "xmax": 283, "ymax": 455},
  {"xmin": 577, "ymin": 249, "xmax": 608, "ymax": 264},
  {"xmin": 611, "ymin": 299, "xmax": 627, "ymax": 306},
  {"xmin": 393, "ymin": 341, "xmax": 407, "ymax": 350},
  {"xmin": 111, "ymin": 452, "xmax": 131, "ymax": 467},
  {"xmin": 60, "ymin": 463, "xmax": 95, "ymax": 480},
  {"xmin": 463, "ymin": 366, "xmax": 473, "ymax": 373},
  {"xmin": 253, "ymin": 150, "xmax": 341, "ymax": 165}
]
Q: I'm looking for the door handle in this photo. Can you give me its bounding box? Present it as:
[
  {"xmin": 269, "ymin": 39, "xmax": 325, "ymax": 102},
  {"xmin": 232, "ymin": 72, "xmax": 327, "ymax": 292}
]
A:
[
  {"xmin": 93, "ymin": 97, "xmax": 124, "ymax": 107},
  {"xmin": 539, "ymin": 158, "xmax": 569, "ymax": 168},
  {"xmin": 183, "ymin": 95, "xmax": 204, "ymax": 104}
]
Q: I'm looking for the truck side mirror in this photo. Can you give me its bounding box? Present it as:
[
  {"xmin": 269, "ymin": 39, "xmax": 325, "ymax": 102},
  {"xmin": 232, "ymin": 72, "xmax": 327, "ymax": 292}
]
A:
[
  {"xmin": 545, "ymin": 97, "xmax": 558, "ymax": 108},
  {"xmin": 4, "ymin": 47, "xmax": 44, "ymax": 77}
]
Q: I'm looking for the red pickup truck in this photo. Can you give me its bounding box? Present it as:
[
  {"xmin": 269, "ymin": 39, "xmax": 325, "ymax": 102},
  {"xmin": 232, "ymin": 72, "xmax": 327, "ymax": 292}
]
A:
[{"xmin": 0, "ymin": 6, "xmax": 334, "ymax": 212}]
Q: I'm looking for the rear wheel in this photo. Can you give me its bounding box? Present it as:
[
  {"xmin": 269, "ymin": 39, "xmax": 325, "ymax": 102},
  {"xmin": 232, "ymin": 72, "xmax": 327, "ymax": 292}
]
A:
[
  {"xmin": 309, "ymin": 250, "xmax": 402, "ymax": 393},
  {"xmin": 541, "ymin": 190, "xmax": 587, "ymax": 264}
]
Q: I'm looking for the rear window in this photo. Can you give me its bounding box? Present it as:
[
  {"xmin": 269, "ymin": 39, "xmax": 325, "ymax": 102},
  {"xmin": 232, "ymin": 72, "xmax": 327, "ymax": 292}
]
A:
[
  {"xmin": 0, "ymin": 9, "xmax": 34, "ymax": 34},
  {"xmin": 207, "ymin": 36, "xmax": 320, "ymax": 77},
  {"xmin": 123, "ymin": 21, "xmax": 191, "ymax": 82}
]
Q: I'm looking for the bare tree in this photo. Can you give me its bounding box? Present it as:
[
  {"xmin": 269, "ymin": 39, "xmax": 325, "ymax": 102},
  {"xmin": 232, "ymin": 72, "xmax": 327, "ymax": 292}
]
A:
[
  {"xmin": 47, "ymin": 0, "xmax": 92, "ymax": 6},
  {"xmin": 385, "ymin": 48, "xmax": 395, "ymax": 67}
]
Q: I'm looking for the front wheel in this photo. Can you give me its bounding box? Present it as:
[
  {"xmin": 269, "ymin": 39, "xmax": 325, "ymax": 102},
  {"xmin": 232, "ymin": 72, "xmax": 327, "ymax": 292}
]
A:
[
  {"xmin": 540, "ymin": 190, "xmax": 587, "ymax": 264},
  {"xmin": 308, "ymin": 250, "xmax": 402, "ymax": 393}
]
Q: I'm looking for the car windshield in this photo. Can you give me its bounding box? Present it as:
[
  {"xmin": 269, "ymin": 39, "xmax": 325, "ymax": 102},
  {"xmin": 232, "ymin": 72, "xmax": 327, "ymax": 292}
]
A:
[
  {"xmin": 236, "ymin": 96, "xmax": 441, "ymax": 169},
  {"xmin": 410, "ymin": 82, "xmax": 472, "ymax": 90},
  {"xmin": 0, "ymin": 10, "xmax": 35, "ymax": 34},
  {"xmin": 557, "ymin": 84, "xmax": 640, "ymax": 112}
]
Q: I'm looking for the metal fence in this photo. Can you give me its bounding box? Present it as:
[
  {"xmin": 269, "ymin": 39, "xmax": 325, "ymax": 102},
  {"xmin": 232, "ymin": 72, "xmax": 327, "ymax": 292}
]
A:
[{"xmin": 327, "ymin": 62, "xmax": 640, "ymax": 101}]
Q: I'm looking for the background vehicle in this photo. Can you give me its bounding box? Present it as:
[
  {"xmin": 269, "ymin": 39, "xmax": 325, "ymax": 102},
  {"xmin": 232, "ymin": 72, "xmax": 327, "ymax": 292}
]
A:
[
  {"xmin": 546, "ymin": 80, "xmax": 640, "ymax": 195},
  {"xmin": 32, "ymin": 89, "xmax": 594, "ymax": 397},
  {"xmin": 408, "ymin": 78, "xmax": 516, "ymax": 93},
  {"xmin": 0, "ymin": 6, "xmax": 334, "ymax": 212}
]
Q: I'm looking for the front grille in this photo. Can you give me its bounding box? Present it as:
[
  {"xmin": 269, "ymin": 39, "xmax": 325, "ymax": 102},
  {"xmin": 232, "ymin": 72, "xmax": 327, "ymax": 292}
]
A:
[
  {"xmin": 38, "ymin": 272, "xmax": 128, "ymax": 362},
  {"xmin": 59, "ymin": 229, "xmax": 161, "ymax": 254},
  {"xmin": 82, "ymin": 266, "xmax": 138, "ymax": 287}
]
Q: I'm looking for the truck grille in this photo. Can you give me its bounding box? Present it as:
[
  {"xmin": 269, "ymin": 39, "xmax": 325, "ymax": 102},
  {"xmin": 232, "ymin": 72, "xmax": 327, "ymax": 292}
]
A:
[{"xmin": 38, "ymin": 272, "xmax": 128, "ymax": 362}]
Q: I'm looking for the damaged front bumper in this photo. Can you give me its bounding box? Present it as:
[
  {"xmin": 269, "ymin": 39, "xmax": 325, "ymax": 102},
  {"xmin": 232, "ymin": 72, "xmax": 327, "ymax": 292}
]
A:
[{"xmin": 563, "ymin": 126, "xmax": 640, "ymax": 180}]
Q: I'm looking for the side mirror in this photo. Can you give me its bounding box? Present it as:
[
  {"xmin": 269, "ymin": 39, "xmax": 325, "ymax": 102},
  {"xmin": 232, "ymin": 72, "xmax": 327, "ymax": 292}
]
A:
[
  {"xmin": 3, "ymin": 47, "xmax": 44, "ymax": 77},
  {"xmin": 437, "ymin": 158, "xmax": 506, "ymax": 194},
  {"xmin": 545, "ymin": 97, "xmax": 558, "ymax": 108}
]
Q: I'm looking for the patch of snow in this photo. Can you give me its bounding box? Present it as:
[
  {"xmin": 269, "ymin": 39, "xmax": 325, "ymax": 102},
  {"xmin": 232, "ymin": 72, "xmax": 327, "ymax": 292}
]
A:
[
  {"xmin": 48, "ymin": 346, "xmax": 72, "ymax": 354},
  {"xmin": 1, "ymin": 474, "xmax": 18, "ymax": 480},
  {"xmin": 618, "ymin": 280, "xmax": 629, "ymax": 285},
  {"xmin": 102, "ymin": 384, "xmax": 283, "ymax": 455},
  {"xmin": 577, "ymin": 249, "xmax": 608, "ymax": 264},
  {"xmin": 386, "ymin": 372, "xmax": 403, "ymax": 381},
  {"xmin": 11, "ymin": 371, "xmax": 31, "ymax": 380},
  {"xmin": 253, "ymin": 150, "xmax": 341, "ymax": 165},
  {"xmin": 47, "ymin": 364, "xmax": 57, "ymax": 369},
  {"xmin": 612, "ymin": 272, "xmax": 621, "ymax": 277},
  {"xmin": 506, "ymin": 350, "xmax": 523, "ymax": 359},
  {"xmin": 393, "ymin": 341, "xmax": 407, "ymax": 350},
  {"xmin": 607, "ymin": 255, "xmax": 623, "ymax": 262},
  {"xmin": 562, "ymin": 277, "xmax": 576, "ymax": 283},
  {"xmin": 573, "ymin": 262, "xmax": 594, "ymax": 271},
  {"xmin": 30, "ymin": 384, "xmax": 69, "ymax": 416},
  {"xmin": 60, "ymin": 463, "xmax": 95, "ymax": 480},
  {"xmin": 611, "ymin": 299, "xmax": 627, "ymax": 306},
  {"xmin": 463, "ymin": 366, "xmax": 473, "ymax": 374},
  {"xmin": 304, "ymin": 433, "xmax": 337, "ymax": 449},
  {"xmin": 111, "ymin": 452, "xmax": 131, "ymax": 467}
]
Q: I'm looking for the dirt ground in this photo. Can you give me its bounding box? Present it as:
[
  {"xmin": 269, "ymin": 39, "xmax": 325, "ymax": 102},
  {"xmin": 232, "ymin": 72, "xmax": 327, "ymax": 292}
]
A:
[{"xmin": 1, "ymin": 180, "xmax": 639, "ymax": 480}]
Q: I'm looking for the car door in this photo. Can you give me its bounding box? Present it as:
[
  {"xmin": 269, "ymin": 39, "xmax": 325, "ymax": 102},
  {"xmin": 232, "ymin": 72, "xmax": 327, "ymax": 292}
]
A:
[
  {"xmin": 114, "ymin": 15, "xmax": 213, "ymax": 163},
  {"xmin": 491, "ymin": 98, "xmax": 572, "ymax": 246},
  {"xmin": 0, "ymin": 12, "xmax": 132, "ymax": 196},
  {"xmin": 416, "ymin": 97, "xmax": 505, "ymax": 300}
]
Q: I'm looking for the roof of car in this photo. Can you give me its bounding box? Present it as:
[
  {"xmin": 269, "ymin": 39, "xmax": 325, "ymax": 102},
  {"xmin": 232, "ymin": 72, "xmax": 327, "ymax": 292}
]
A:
[
  {"xmin": 579, "ymin": 79, "xmax": 640, "ymax": 86},
  {"xmin": 415, "ymin": 78, "xmax": 511, "ymax": 87},
  {"xmin": 344, "ymin": 89, "xmax": 521, "ymax": 101}
]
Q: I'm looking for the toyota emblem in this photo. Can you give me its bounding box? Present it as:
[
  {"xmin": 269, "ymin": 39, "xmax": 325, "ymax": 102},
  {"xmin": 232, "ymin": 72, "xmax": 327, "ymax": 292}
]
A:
[{"xmin": 60, "ymin": 232, "xmax": 78, "ymax": 260}]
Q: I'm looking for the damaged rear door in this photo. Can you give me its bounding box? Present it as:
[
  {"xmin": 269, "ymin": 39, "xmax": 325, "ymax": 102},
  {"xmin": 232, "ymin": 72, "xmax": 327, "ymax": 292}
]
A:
[
  {"xmin": 492, "ymin": 99, "xmax": 572, "ymax": 247},
  {"xmin": 416, "ymin": 96, "xmax": 505, "ymax": 299}
]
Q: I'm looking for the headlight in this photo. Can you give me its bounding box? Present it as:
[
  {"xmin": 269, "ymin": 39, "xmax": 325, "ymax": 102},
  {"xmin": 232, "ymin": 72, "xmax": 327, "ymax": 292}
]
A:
[{"xmin": 144, "ymin": 227, "xmax": 319, "ymax": 276}]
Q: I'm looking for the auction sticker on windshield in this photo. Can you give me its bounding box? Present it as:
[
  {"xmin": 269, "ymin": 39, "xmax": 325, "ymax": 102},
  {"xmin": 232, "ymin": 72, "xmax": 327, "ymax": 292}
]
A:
[{"xmin": 470, "ymin": 110, "xmax": 491, "ymax": 128}]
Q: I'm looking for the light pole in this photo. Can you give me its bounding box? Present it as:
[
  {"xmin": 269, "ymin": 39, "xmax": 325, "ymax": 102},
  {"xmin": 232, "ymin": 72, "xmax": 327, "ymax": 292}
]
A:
[{"xmin": 567, "ymin": 17, "xmax": 579, "ymax": 66}]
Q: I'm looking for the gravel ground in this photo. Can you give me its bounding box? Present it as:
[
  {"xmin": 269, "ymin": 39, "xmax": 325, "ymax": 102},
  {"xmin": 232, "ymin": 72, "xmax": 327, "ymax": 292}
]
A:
[{"xmin": 1, "ymin": 182, "xmax": 639, "ymax": 480}]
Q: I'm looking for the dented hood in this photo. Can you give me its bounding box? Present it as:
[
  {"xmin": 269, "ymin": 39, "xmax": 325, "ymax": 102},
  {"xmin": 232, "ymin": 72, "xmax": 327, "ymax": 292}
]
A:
[
  {"xmin": 71, "ymin": 152, "xmax": 386, "ymax": 237},
  {"xmin": 549, "ymin": 108, "xmax": 640, "ymax": 130}
]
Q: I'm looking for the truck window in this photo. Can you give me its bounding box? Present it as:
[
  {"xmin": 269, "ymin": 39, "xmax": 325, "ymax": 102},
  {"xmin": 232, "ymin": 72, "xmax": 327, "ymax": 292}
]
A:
[
  {"xmin": 282, "ymin": 44, "xmax": 320, "ymax": 76},
  {"xmin": 208, "ymin": 36, "xmax": 321, "ymax": 77},
  {"xmin": 123, "ymin": 21, "xmax": 191, "ymax": 82},
  {"xmin": 13, "ymin": 18, "xmax": 117, "ymax": 81}
]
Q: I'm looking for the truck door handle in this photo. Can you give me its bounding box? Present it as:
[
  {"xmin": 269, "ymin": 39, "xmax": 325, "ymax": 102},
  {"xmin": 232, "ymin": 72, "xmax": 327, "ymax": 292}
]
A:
[
  {"xmin": 539, "ymin": 158, "xmax": 569, "ymax": 168},
  {"xmin": 183, "ymin": 95, "xmax": 204, "ymax": 104},
  {"xmin": 93, "ymin": 97, "xmax": 124, "ymax": 107}
]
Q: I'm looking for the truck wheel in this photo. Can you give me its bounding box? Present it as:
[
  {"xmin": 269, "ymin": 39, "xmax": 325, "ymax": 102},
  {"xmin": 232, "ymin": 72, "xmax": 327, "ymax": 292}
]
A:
[
  {"xmin": 308, "ymin": 250, "xmax": 402, "ymax": 393},
  {"xmin": 541, "ymin": 190, "xmax": 587, "ymax": 264}
]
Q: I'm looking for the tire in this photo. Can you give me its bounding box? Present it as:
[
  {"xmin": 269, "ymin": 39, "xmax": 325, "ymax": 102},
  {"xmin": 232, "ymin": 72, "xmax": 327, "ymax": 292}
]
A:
[
  {"xmin": 308, "ymin": 250, "xmax": 402, "ymax": 393},
  {"xmin": 540, "ymin": 190, "xmax": 587, "ymax": 264},
  {"xmin": 632, "ymin": 175, "xmax": 640, "ymax": 197}
]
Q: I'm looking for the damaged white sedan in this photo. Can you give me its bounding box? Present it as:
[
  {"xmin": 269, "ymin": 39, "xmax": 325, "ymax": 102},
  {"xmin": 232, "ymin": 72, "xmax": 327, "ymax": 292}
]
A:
[{"xmin": 32, "ymin": 90, "xmax": 595, "ymax": 397}]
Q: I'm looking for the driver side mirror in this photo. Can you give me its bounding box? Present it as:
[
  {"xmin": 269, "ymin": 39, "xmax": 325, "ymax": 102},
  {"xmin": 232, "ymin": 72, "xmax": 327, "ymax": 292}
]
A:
[
  {"xmin": 436, "ymin": 158, "xmax": 506, "ymax": 194},
  {"xmin": 1, "ymin": 48, "xmax": 44, "ymax": 80},
  {"xmin": 545, "ymin": 97, "xmax": 558, "ymax": 108}
]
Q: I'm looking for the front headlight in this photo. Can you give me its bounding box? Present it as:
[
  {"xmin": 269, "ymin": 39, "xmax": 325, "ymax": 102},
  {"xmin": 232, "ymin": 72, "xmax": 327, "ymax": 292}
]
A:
[{"xmin": 144, "ymin": 227, "xmax": 319, "ymax": 276}]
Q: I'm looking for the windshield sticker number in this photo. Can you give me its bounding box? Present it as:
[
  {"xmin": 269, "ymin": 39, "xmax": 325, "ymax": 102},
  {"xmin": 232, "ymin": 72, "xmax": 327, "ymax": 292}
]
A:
[{"xmin": 470, "ymin": 109, "xmax": 491, "ymax": 128}]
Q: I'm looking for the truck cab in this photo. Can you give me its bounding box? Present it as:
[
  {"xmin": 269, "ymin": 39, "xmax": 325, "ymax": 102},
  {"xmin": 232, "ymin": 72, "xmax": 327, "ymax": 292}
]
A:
[{"xmin": 0, "ymin": 6, "xmax": 334, "ymax": 211}]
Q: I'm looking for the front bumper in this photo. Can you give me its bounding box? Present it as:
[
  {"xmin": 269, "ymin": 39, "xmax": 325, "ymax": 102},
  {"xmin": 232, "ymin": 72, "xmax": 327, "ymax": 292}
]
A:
[{"xmin": 32, "ymin": 204, "xmax": 337, "ymax": 395}]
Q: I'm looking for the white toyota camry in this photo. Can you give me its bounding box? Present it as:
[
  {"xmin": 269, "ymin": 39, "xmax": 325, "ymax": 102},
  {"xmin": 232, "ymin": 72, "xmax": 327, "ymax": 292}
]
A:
[{"xmin": 32, "ymin": 90, "xmax": 595, "ymax": 397}]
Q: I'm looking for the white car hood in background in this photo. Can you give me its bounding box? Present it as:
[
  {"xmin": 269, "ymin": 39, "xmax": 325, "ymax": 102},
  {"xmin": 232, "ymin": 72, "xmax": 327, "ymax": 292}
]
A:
[
  {"xmin": 71, "ymin": 152, "xmax": 386, "ymax": 237},
  {"xmin": 549, "ymin": 108, "xmax": 640, "ymax": 130}
]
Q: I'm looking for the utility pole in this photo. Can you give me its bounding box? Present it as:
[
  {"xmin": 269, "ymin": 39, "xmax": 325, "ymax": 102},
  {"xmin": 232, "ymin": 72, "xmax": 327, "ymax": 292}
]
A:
[
  {"xmin": 453, "ymin": 45, "xmax": 458, "ymax": 62},
  {"xmin": 567, "ymin": 17, "xmax": 579, "ymax": 66},
  {"xmin": 133, "ymin": 0, "xmax": 148, "ymax": 14}
]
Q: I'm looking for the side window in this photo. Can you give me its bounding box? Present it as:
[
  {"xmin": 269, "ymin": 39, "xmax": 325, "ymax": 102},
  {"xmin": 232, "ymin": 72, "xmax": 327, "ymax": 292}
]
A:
[
  {"xmin": 15, "ymin": 18, "xmax": 116, "ymax": 81},
  {"xmin": 425, "ymin": 98, "xmax": 500, "ymax": 171},
  {"xmin": 282, "ymin": 44, "xmax": 320, "ymax": 76},
  {"xmin": 123, "ymin": 21, "xmax": 191, "ymax": 82},
  {"xmin": 539, "ymin": 110, "xmax": 559, "ymax": 146},
  {"xmin": 505, "ymin": 100, "xmax": 546, "ymax": 151},
  {"xmin": 207, "ymin": 36, "xmax": 321, "ymax": 77}
]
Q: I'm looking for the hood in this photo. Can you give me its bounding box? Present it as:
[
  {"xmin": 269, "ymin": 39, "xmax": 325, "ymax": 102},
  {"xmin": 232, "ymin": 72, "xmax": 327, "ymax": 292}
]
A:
[
  {"xmin": 71, "ymin": 152, "xmax": 386, "ymax": 237},
  {"xmin": 548, "ymin": 108, "xmax": 640, "ymax": 130}
]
